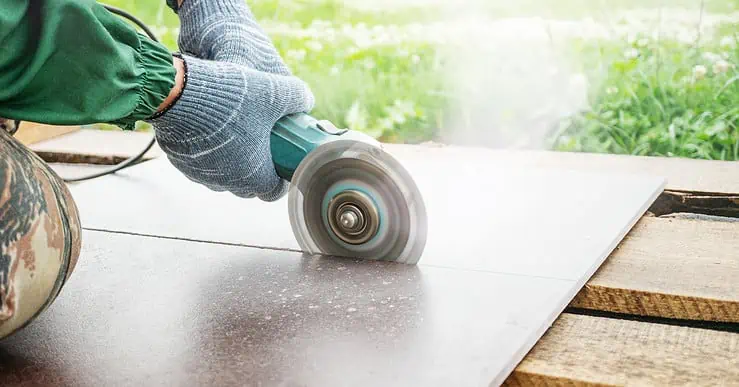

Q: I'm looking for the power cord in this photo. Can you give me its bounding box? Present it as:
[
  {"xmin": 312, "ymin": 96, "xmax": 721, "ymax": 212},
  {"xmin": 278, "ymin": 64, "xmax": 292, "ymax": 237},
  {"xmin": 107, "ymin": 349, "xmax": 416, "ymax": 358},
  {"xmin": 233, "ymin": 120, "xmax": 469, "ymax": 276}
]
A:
[{"xmin": 17, "ymin": 3, "xmax": 161, "ymax": 183}]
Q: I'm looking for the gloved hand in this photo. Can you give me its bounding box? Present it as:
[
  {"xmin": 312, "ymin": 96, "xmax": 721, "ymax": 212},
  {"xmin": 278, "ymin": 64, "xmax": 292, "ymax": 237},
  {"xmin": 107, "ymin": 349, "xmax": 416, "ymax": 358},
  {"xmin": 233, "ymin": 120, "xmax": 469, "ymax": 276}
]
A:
[{"xmin": 147, "ymin": 0, "xmax": 314, "ymax": 201}]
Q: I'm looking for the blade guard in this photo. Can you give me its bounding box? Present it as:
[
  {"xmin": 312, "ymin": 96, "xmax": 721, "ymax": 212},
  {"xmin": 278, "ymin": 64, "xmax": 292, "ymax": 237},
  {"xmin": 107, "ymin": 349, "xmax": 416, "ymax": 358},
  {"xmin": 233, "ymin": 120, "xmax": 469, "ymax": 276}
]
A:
[{"xmin": 270, "ymin": 113, "xmax": 380, "ymax": 182}]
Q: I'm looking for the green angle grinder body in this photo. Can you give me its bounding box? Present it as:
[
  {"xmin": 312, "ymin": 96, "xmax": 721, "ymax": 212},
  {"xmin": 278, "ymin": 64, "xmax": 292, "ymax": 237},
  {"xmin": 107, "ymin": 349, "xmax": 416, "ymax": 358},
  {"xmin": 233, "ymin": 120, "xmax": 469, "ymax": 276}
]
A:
[{"xmin": 271, "ymin": 113, "xmax": 427, "ymax": 264}]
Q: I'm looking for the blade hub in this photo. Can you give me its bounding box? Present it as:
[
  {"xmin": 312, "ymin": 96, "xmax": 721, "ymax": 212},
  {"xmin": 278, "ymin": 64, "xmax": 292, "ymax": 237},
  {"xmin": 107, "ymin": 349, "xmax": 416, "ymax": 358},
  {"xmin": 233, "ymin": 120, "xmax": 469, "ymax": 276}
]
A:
[
  {"xmin": 338, "ymin": 206, "xmax": 362, "ymax": 230},
  {"xmin": 327, "ymin": 190, "xmax": 379, "ymax": 245}
]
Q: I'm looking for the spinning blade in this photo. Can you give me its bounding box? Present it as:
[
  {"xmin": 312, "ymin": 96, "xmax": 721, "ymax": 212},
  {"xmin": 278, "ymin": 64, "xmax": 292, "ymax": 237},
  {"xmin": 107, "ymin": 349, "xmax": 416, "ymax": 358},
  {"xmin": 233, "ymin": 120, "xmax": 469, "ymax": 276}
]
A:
[{"xmin": 287, "ymin": 140, "xmax": 427, "ymax": 264}]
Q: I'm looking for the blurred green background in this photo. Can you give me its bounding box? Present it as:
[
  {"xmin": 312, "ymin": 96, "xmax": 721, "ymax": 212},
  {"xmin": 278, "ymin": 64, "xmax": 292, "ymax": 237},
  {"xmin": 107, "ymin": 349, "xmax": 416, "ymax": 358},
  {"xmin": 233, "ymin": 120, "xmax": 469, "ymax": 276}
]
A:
[{"xmin": 104, "ymin": 0, "xmax": 739, "ymax": 160}]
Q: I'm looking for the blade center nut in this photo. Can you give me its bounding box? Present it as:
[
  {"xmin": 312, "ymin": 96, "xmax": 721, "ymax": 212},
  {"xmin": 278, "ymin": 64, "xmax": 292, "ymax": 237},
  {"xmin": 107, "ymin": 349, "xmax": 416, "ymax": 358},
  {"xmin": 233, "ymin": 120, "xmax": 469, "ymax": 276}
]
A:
[
  {"xmin": 335, "ymin": 204, "xmax": 366, "ymax": 235},
  {"xmin": 326, "ymin": 190, "xmax": 379, "ymax": 245},
  {"xmin": 339, "ymin": 208, "xmax": 360, "ymax": 229}
]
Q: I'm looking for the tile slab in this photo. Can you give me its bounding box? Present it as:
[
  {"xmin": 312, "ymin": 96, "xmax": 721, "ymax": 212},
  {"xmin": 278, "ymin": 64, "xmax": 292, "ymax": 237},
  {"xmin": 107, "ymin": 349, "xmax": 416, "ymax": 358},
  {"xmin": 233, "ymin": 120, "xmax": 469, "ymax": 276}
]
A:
[
  {"xmin": 67, "ymin": 145, "xmax": 666, "ymax": 281},
  {"xmin": 0, "ymin": 231, "xmax": 573, "ymax": 386}
]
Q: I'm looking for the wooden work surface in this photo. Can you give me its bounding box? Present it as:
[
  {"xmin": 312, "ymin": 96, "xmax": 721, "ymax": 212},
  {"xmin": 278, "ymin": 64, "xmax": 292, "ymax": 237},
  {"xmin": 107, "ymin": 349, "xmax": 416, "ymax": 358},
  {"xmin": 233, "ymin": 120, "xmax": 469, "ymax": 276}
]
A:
[{"xmin": 15, "ymin": 130, "xmax": 739, "ymax": 385}]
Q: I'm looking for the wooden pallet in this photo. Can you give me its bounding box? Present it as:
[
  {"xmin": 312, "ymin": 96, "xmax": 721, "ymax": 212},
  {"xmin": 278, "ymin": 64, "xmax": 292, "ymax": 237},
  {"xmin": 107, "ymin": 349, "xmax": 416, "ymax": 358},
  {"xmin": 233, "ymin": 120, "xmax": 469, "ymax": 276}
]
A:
[{"xmin": 20, "ymin": 129, "xmax": 739, "ymax": 386}]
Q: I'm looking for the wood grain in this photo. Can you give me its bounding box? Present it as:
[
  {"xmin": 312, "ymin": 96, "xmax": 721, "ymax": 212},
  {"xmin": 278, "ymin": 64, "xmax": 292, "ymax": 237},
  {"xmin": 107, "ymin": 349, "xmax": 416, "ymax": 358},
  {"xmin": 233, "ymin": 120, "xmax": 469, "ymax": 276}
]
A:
[
  {"xmin": 10, "ymin": 130, "xmax": 739, "ymax": 194},
  {"xmin": 505, "ymin": 313, "xmax": 739, "ymax": 386},
  {"xmin": 29, "ymin": 128, "xmax": 161, "ymax": 163},
  {"xmin": 571, "ymin": 217, "xmax": 739, "ymax": 322}
]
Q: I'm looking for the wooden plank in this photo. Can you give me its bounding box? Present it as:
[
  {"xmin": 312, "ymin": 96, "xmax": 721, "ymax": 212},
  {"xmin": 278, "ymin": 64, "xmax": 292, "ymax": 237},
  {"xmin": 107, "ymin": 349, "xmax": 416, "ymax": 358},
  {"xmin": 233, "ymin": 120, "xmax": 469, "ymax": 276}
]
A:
[
  {"xmin": 17, "ymin": 132, "xmax": 739, "ymax": 194},
  {"xmin": 30, "ymin": 130, "xmax": 736, "ymax": 195},
  {"xmin": 386, "ymin": 144, "xmax": 739, "ymax": 194},
  {"xmin": 29, "ymin": 128, "xmax": 161, "ymax": 163},
  {"xmin": 571, "ymin": 216, "xmax": 739, "ymax": 323},
  {"xmin": 13, "ymin": 122, "xmax": 80, "ymax": 145},
  {"xmin": 505, "ymin": 313, "xmax": 739, "ymax": 386}
]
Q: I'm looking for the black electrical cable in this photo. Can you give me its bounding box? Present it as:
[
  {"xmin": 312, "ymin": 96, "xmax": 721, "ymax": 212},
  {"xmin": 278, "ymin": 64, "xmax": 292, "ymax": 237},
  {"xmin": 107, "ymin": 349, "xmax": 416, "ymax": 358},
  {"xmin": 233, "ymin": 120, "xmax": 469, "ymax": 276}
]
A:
[{"xmin": 31, "ymin": 3, "xmax": 161, "ymax": 183}]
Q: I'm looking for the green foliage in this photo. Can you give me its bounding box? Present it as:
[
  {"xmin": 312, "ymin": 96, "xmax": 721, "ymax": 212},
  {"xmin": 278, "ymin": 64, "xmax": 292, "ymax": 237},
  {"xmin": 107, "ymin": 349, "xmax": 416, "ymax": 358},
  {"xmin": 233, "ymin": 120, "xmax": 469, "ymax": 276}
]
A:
[
  {"xmin": 102, "ymin": 0, "xmax": 739, "ymax": 160},
  {"xmin": 551, "ymin": 33, "xmax": 739, "ymax": 160},
  {"xmin": 269, "ymin": 35, "xmax": 448, "ymax": 143}
]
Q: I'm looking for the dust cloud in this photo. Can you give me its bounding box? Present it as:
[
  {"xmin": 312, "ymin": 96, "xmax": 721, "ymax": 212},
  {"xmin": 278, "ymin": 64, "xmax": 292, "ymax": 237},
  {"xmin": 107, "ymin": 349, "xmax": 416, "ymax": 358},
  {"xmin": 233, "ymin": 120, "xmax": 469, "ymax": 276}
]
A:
[{"xmin": 433, "ymin": 0, "xmax": 594, "ymax": 150}]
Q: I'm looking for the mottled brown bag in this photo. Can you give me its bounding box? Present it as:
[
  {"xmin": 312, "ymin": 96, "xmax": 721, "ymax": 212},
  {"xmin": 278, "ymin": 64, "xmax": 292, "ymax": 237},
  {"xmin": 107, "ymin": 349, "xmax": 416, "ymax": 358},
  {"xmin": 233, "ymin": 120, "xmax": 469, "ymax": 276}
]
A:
[{"xmin": 0, "ymin": 128, "xmax": 81, "ymax": 339}]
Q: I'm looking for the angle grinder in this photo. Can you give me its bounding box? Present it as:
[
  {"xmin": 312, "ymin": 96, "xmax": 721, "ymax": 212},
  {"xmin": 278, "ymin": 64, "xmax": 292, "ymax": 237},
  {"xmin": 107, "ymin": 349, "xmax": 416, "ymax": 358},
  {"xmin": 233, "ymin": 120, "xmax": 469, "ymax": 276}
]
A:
[{"xmin": 272, "ymin": 113, "xmax": 428, "ymax": 264}]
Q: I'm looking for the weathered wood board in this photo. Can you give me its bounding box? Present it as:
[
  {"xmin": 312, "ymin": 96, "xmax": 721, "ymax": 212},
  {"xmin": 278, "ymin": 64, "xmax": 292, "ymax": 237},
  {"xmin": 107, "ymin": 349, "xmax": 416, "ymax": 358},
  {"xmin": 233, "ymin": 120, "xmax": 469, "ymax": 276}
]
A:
[
  {"xmin": 30, "ymin": 128, "xmax": 161, "ymax": 163},
  {"xmin": 572, "ymin": 216, "xmax": 739, "ymax": 323},
  {"xmin": 29, "ymin": 129, "xmax": 738, "ymax": 193},
  {"xmin": 506, "ymin": 313, "xmax": 739, "ymax": 386}
]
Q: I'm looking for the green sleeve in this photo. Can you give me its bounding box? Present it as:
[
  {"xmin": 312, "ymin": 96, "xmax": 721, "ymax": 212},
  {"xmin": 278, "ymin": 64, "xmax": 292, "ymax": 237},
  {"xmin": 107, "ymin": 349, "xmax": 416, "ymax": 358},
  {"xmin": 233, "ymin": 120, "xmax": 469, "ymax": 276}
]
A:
[{"xmin": 0, "ymin": 0, "xmax": 176, "ymax": 130}]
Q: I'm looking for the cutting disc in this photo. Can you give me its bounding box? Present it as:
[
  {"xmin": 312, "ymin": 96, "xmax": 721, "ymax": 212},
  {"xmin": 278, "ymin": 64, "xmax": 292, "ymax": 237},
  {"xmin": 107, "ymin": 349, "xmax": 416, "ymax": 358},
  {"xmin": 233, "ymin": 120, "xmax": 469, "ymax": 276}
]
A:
[{"xmin": 287, "ymin": 140, "xmax": 427, "ymax": 264}]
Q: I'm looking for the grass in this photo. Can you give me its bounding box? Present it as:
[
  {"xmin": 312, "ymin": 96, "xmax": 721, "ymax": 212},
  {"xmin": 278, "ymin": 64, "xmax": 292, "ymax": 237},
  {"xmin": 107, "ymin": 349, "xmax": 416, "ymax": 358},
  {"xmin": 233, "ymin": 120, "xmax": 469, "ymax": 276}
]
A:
[
  {"xmin": 102, "ymin": 0, "xmax": 739, "ymax": 160},
  {"xmin": 552, "ymin": 33, "xmax": 739, "ymax": 160}
]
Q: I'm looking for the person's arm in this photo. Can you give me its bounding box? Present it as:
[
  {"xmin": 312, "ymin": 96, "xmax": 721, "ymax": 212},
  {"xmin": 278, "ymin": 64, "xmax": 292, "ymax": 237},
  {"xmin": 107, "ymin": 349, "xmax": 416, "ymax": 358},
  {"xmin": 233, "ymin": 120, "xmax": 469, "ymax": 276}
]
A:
[
  {"xmin": 0, "ymin": 0, "xmax": 177, "ymax": 129},
  {"xmin": 1, "ymin": 0, "xmax": 314, "ymax": 202}
]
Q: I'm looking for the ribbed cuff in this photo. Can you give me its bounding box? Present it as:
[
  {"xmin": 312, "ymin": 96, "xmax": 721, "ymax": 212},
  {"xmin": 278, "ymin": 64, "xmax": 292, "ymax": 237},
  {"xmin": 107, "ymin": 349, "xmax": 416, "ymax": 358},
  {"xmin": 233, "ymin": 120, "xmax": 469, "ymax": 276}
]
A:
[
  {"xmin": 146, "ymin": 54, "xmax": 247, "ymax": 143},
  {"xmin": 108, "ymin": 36, "xmax": 176, "ymax": 130}
]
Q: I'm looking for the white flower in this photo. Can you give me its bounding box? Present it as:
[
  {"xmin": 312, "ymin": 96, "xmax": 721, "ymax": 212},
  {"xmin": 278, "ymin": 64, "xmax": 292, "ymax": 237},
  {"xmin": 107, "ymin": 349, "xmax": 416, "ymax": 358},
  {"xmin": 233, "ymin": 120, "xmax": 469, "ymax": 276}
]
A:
[
  {"xmin": 606, "ymin": 86, "xmax": 619, "ymax": 95},
  {"xmin": 286, "ymin": 49, "xmax": 306, "ymax": 62},
  {"xmin": 329, "ymin": 65, "xmax": 340, "ymax": 76},
  {"xmin": 323, "ymin": 28, "xmax": 337, "ymax": 42},
  {"xmin": 713, "ymin": 59, "xmax": 732, "ymax": 74},
  {"xmin": 355, "ymin": 37, "xmax": 372, "ymax": 49},
  {"xmin": 702, "ymin": 51, "xmax": 721, "ymax": 62},
  {"xmin": 624, "ymin": 48, "xmax": 639, "ymax": 59},
  {"xmin": 720, "ymin": 36, "xmax": 736, "ymax": 48},
  {"xmin": 305, "ymin": 40, "xmax": 324, "ymax": 52},
  {"xmin": 310, "ymin": 19, "xmax": 332, "ymax": 29},
  {"xmin": 693, "ymin": 64, "xmax": 707, "ymax": 80},
  {"xmin": 341, "ymin": 24, "xmax": 354, "ymax": 34},
  {"xmin": 677, "ymin": 31, "xmax": 697, "ymax": 44},
  {"xmin": 411, "ymin": 54, "xmax": 421, "ymax": 65}
]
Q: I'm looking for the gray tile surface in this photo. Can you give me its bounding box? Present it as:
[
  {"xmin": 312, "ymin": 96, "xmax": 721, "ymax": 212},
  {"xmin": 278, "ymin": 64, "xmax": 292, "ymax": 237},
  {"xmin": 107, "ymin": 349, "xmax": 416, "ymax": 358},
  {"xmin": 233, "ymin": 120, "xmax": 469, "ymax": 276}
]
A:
[
  {"xmin": 52, "ymin": 144, "xmax": 665, "ymax": 385},
  {"xmin": 0, "ymin": 231, "xmax": 572, "ymax": 386},
  {"xmin": 67, "ymin": 145, "xmax": 665, "ymax": 281}
]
